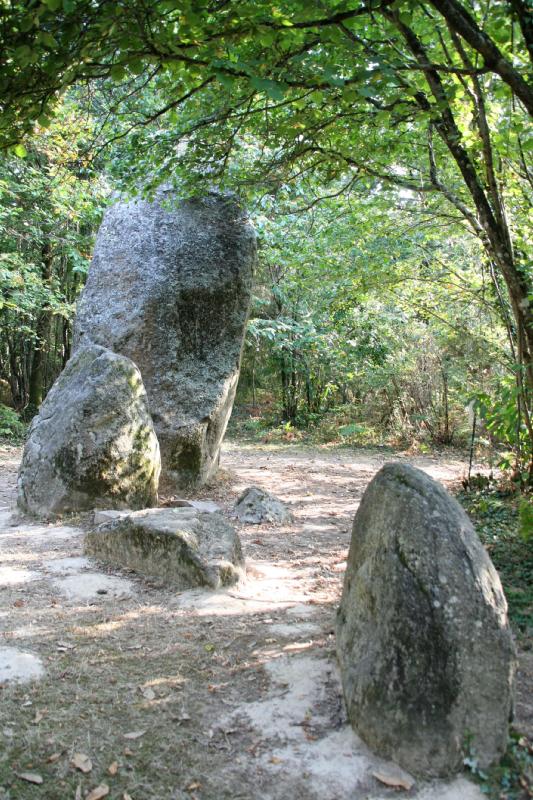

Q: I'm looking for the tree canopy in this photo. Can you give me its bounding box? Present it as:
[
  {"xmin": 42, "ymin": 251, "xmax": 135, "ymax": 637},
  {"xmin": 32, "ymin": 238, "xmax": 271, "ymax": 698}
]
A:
[{"xmin": 0, "ymin": 0, "xmax": 532, "ymax": 478}]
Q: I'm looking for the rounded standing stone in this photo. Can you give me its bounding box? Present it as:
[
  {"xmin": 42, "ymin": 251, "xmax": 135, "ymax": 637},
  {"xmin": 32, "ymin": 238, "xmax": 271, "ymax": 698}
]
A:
[
  {"xmin": 18, "ymin": 344, "xmax": 160, "ymax": 519},
  {"xmin": 336, "ymin": 462, "xmax": 516, "ymax": 778}
]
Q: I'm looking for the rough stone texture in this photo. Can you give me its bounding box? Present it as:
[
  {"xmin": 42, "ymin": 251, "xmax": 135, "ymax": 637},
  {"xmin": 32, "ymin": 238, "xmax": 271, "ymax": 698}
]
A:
[
  {"xmin": 0, "ymin": 646, "xmax": 44, "ymax": 684},
  {"xmin": 234, "ymin": 486, "xmax": 293, "ymax": 525},
  {"xmin": 85, "ymin": 507, "xmax": 244, "ymax": 589},
  {"xmin": 170, "ymin": 499, "xmax": 222, "ymax": 513},
  {"xmin": 336, "ymin": 463, "xmax": 516, "ymax": 778},
  {"xmin": 74, "ymin": 188, "xmax": 256, "ymax": 488},
  {"xmin": 18, "ymin": 345, "xmax": 160, "ymax": 519}
]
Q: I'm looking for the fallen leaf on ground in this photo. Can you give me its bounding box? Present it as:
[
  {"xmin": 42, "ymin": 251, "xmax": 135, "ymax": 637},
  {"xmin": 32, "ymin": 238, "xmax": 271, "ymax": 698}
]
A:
[
  {"xmin": 33, "ymin": 710, "xmax": 44, "ymax": 724},
  {"xmin": 123, "ymin": 794, "xmax": 133, "ymax": 800},
  {"xmin": 16, "ymin": 772, "xmax": 43, "ymax": 784},
  {"xmin": 13, "ymin": 599, "xmax": 24, "ymax": 607},
  {"xmin": 372, "ymin": 771, "xmax": 414, "ymax": 791},
  {"xmin": 123, "ymin": 730, "xmax": 146, "ymax": 740},
  {"xmin": 47, "ymin": 752, "xmax": 61, "ymax": 763},
  {"xmin": 269, "ymin": 756, "xmax": 283, "ymax": 764},
  {"xmin": 186, "ymin": 782, "xmax": 202, "ymax": 791},
  {"xmin": 108, "ymin": 761, "xmax": 119, "ymax": 776},
  {"xmin": 86, "ymin": 784, "xmax": 110, "ymax": 800},
  {"xmin": 141, "ymin": 687, "xmax": 155, "ymax": 700},
  {"xmin": 71, "ymin": 753, "xmax": 92, "ymax": 773},
  {"xmin": 123, "ymin": 748, "xmax": 134, "ymax": 757},
  {"xmin": 75, "ymin": 784, "xmax": 82, "ymax": 800}
]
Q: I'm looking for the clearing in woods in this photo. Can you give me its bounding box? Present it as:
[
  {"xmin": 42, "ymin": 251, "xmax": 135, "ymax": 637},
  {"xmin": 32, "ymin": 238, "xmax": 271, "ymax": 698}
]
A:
[{"xmin": 0, "ymin": 440, "xmax": 530, "ymax": 800}]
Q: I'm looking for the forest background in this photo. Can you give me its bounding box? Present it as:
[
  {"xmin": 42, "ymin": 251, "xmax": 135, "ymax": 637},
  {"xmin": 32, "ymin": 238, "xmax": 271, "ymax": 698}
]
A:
[{"xmin": 0, "ymin": 0, "xmax": 531, "ymax": 488}]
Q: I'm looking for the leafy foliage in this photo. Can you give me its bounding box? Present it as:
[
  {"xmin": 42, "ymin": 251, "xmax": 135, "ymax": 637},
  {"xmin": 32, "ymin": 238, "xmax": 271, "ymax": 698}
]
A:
[
  {"xmin": 459, "ymin": 489, "xmax": 532, "ymax": 643},
  {"xmin": 465, "ymin": 729, "xmax": 532, "ymax": 800},
  {"xmin": 0, "ymin": 99, "xmax": 107, "ymax": 412},
  {"xmin": 519, "ymin": 499, "xmax": 533, "ymax": 543},
  {"xmin": 237, "ymin": 185, "xmax": 518, "ymax": 457},
  {"xmin": 0, "ymin": 0, "xmax": 531, "ymax": 477},
  {"xmin": 0, "ymin": 403, "xmax": 26, "ymax": 440}
]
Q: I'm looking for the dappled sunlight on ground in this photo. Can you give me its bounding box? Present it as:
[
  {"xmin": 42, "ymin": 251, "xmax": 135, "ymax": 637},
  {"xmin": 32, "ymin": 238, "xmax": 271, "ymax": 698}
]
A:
[{"xmin": 0, "ymin": 442, "xmax": 503, "ymax": 799}]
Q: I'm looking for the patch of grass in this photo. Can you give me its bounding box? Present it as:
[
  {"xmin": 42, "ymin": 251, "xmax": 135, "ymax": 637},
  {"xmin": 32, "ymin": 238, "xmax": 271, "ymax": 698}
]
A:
[
  {"xmin": 458, "ymin": 489, "xmax": 533, "ymax": 647},
  {"xmin": 458, "ymin": 489, "xmax": 532, "ymax": 799}
]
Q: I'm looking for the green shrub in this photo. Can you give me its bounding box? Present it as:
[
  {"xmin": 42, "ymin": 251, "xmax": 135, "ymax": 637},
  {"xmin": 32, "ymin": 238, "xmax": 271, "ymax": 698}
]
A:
[
  {"xmin": 466, "ymin": 729, "xmax": 532, "ymax": 799},
  {"xmin": 459, "ymin": 489, "xmax": 532, "ymax": 644},
  {"xmin": 0, "ymin": 404, "xmax": 26, "ymax": 441},
  {"xmin": 519, "ymin": 498, "xmax": 533, "ymax": 543}
]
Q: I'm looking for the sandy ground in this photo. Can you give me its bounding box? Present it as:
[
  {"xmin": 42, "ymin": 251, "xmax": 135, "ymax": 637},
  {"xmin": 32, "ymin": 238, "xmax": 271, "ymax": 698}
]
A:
[{"xmin": 0, "ymin": 440, "xmax": 529, "ymax": 800}]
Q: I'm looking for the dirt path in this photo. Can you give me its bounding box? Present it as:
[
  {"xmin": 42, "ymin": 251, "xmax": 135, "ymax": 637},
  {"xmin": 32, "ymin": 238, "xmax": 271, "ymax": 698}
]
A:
[{"xmin": 0, "ymin": 441, "xmax": 525, "ymax": 800}]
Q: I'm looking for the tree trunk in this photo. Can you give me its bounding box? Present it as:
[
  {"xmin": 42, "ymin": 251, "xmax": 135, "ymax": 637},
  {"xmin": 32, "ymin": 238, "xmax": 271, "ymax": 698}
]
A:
[{"xmin": 27, "ymin": 241, "xmax": 53, "ymax": 417}]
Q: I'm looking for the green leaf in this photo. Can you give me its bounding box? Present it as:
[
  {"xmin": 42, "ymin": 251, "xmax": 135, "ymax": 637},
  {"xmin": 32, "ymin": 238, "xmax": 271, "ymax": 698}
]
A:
[
  {"xmin": 250, "ymin": 77, "xmax": 287, "ymax": 101},
  {"xmin": 258, "ymin": 29, "xmax": 276, "ymax": 47},
  {"xmin": 215, "ymin": 71, "xmax": 237, "ymax": 90},
  {"xmin": 14, "ymin": 143, "xmax": 27, "ymax": 158},
  {"xmin": 19, "ymin": 16, "xmax": 36, "ymax": 32},
  {"xmin": 37, "ymin": 31, "xmax": 58, "ymax": 48},
  {"xmin": 323, "ymin": 67, "xmax": 345, "ymax": 87},
  {"xmin": 110, "ymin": 64, "xmax": 127, "ymax": 82},
  {"xmin": 128, "ymin": 57, "xmax": 145, "ymax": 75},
  {"xmin": 14, "ymin": 45, "xmax": 33, "ymax": 65}
]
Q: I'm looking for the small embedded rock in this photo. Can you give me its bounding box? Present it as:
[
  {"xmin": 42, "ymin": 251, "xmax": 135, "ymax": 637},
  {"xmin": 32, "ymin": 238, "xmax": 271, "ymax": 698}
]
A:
[{"xmin": 234, "ymin": 486, "xmax": 292, "ymax": 525}]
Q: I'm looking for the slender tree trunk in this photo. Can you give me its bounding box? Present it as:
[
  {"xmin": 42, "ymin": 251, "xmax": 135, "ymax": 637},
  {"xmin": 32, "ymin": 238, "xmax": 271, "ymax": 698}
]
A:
[
  {"xmin": 391, "ymin": 10, "xmax": 533, "ymax": 391},
  {"xmin": 441, "ymin": 367, "xmax": 451, "ymax": 444},
  {"xmin": 62, "ymin": 318, "xmax": 71, "ymax": 367},
  {"xmin": 27, "ymin": 241, "xmax": 53, "ymax": 416}
]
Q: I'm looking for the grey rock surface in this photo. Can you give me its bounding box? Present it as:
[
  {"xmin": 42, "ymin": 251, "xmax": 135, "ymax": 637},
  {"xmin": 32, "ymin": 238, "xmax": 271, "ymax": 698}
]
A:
[
  {"xmin": 336, "ymin": 463, "xmax": 516, "ymax": 778},
  {"xmin": 74, "ymin": 189, "xmax": 256, "ymax": 489},
  {"xmin": 168, "ymin": 498, "xmax": 221, "ymax": 513},
  {"xmin": 234, "ymin": 486, "xmax": 293, "ymax": 524},
  {"xmin": 93, "ymin": 509, "xmax": 130, "ymax": 525},
  {"xmin": 85, "ymin": 507, "xmax": 244, "ymax": 589},
  {"xmin": 18, "ymin": 345, "xmax": 160, "ymax": 519}
]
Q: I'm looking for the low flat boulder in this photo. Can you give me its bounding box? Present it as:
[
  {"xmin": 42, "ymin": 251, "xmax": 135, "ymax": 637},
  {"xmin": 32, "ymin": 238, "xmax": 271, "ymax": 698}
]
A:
[
  {"xmin": 336, "ymin": 463, "xmax": 516, "ymax": 778},
  {"xmin": 166, "ymin": 498, "xmax": 221, "ymax": 513},
  {"xmin": 234, "ymin": 486, "xmax": 292, "ymax": 524},
  {"xmin": 18, "ymin": 345, "xmax": 160, "ymax": 519},
  {"xmin": 85, "ymin": 507, "xmax": 244, "ymax": 589}
]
